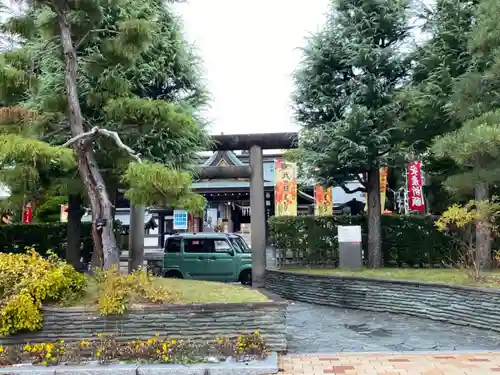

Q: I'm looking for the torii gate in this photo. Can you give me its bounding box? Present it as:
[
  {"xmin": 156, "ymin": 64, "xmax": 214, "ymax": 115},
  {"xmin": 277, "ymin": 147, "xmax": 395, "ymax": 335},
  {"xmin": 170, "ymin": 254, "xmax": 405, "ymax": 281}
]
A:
[{"xmin": 129, "ymin": 132, "xmax": 298, "ymax": 288}]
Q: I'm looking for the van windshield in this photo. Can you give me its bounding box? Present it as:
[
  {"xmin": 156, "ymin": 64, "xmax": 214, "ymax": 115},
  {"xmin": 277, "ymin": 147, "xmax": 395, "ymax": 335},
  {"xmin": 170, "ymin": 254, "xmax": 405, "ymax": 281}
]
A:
[{"xmin": 230, "ymin": 236, "xmax": 251, "ymax": 253}]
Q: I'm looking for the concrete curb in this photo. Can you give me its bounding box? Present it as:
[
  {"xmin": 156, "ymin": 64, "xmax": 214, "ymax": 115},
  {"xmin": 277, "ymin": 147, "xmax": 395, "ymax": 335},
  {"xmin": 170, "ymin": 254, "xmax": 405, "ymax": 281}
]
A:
[{"xmin": 0, "ymin": 352, "xmax": 279, "ymax": 375}]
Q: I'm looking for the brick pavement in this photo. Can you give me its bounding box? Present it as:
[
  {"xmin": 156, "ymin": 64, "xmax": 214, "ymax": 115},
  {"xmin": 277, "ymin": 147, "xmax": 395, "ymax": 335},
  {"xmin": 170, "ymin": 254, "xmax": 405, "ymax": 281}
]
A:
[{"xmin": 279, "ymin": 352, "xmax": 500, "ymax": 374}]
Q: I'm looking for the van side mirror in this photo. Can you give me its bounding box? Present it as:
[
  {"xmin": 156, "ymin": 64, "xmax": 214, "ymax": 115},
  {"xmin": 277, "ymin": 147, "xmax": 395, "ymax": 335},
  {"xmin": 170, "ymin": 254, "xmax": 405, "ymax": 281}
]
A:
[{"xmin": 228, "ymin": 249, "xmax": 235, "ymax": 256}]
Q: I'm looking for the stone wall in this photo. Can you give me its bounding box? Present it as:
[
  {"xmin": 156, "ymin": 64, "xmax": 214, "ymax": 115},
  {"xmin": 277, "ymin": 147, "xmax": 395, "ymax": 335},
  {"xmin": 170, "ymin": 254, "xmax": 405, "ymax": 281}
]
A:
[
  {"xmin": 0, "ymin": 300, "xmax": 287, "ymax": 351},
  {"xmin": 265, "ymin": 270, "xmax": 500, "ymax": 332}
]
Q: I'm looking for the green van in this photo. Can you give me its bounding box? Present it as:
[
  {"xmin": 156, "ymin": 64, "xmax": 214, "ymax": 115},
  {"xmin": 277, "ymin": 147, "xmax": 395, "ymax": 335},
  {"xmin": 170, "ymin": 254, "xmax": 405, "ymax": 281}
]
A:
[{"xmin": 162, "ymin": 233, "xmax": 252, "ymax": 285}]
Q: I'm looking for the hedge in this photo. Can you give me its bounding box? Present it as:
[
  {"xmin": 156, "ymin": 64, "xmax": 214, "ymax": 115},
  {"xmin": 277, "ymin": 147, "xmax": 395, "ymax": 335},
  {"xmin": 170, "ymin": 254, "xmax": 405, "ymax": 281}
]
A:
[
  {"xmin": 268, "ymin": 215, "xmax": 461, "ymax": 267},
  {"xmin": 0, "ymin": 222, "xmax": 93, "ymax": 262}
]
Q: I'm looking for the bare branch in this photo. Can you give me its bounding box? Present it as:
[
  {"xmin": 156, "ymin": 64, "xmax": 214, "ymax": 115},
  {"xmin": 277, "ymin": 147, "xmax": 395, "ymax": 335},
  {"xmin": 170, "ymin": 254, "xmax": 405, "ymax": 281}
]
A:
[
  {"xmin": 339, "ymin": 183, "xmax": 365, "ymax": 194},
  {"xmin": 61, "ymin": 126, "xmax": 142, "ymax": 163}
]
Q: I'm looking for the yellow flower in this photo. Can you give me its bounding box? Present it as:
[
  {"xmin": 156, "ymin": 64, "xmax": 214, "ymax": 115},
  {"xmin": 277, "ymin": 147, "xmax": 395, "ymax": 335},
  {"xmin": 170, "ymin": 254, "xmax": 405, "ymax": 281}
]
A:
[
  {"xmin": 171, "ymin": 340, "xmax": 177, "ymax": 345},
  {"xmin": 97, "ymin": 333, "xmax": 103, "ymax": 338},
  {"xmin": 147, "ymin": 339, "xmax": 154, "ymax": 345},
  {"xmin": 156, "ymin": 349, "xmax": 161, "ymax": 354},
  {"xmin": 96, "ymin": 351, "xmax": 101, "ymax": 357},
  {"xmin": 45, "ymin": 353, "xmax": 52, "ymax": 359},
  {"xmin": 60, "ymin": 340, "xmax": 64, "ymax": 344},
  {"xmin": 162, "ymin": 343, "xmax": 167, "ymax": 351},
  {"xmin": 155, "ymin": 332, "xmax": 160, "ymax": 337},
  {"xmin": 0, "ymin": 346, "xmax": 4, "ymax": 353},
  {"xmin": 254, "ymin": 330, "xmax": 260, "ymax": 335},
  {"xmin": 42, "ymin": 361, "xmax": 48, "ymax": 367},
  {"xmin": 24, "ymin": 344, "xmax": 32, "ymax": 352}
]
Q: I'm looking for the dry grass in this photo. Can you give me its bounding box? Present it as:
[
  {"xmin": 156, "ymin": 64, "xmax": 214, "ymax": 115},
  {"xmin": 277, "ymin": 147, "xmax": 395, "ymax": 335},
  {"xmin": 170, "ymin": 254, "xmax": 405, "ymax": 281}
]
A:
[
  {"xmin": 76, "ymin": 276, "xmax": 269, "ymax": 307},
  {"xmin": 281, "ymin": 267, "xmax": 500, "ymax": 288}
]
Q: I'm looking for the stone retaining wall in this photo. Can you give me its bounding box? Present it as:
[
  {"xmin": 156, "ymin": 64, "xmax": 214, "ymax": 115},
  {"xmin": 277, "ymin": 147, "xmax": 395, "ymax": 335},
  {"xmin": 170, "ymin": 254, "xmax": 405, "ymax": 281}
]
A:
[
  {"xmin": 265, "ymin": 269, "xmax": 500, "ymax": 332},
  {"xmin": 0, "ymin": 301, "xmax": 287, "ymax": 351}
]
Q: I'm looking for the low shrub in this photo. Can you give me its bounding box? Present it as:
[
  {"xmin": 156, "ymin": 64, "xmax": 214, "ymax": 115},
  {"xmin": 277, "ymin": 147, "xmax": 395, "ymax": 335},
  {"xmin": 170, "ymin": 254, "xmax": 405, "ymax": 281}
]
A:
[
  {"xmin": 268, "ymin": 215, "xmax": 461, "ymax": 267},
  {"xmin": 0, "ymin": 249, "xmax": 87, "ymax": 336},
  {"xmin": 94, "ymin": 268, "xmax": 180, "ymax": 315},
  {"xmin": 0, "ymin": 331, "xmax": 268, "ymax": 366}
]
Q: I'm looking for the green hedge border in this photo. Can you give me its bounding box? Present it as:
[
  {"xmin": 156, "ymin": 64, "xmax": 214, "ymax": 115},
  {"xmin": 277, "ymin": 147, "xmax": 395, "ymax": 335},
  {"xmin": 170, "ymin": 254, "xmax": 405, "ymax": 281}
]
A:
[
  {"xmin": 268, "ymin": 215, "xmax": 461, "ymax": 266},
  {"xmin": 0, "ymin": 222, "xmax": 93, "ymax": 262}
]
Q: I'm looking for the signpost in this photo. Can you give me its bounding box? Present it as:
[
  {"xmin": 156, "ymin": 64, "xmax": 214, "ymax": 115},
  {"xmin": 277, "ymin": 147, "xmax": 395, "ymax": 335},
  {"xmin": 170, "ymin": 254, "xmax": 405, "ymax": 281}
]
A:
[
  {"xmin": 173, "ymin": 210, "xmax": 188, "ymax": 231},
  {"xmin": 337, "ymin": 225, "xmax": 362, "ymax": 269}
]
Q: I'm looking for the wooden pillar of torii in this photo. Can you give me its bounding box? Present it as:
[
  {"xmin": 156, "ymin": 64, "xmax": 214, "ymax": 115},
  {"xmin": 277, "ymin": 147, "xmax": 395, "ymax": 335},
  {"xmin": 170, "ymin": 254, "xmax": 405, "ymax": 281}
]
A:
[{"xmin": 129, "ymin": 132, "xmax": 298, "ymax": 288}]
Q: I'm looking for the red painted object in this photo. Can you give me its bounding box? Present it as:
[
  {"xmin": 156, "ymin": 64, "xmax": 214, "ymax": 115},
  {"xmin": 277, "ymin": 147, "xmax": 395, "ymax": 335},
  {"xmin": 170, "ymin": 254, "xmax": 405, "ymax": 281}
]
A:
[{"xmin": 407, "ymin": 161, "xmax": 425, "ymax": 212}]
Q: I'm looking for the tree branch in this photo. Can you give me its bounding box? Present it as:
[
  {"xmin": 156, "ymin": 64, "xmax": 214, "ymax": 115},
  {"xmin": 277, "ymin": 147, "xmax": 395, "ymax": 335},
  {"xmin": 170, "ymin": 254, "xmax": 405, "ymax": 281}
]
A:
[
  {"xmin": 75, "ymin": 29, "xmax": 119, "ymax": 50},
  {"xmin": 61, "ymin": 126, "xmax": 142, "ymax": 163},
  {"xmin": 339, "ymin": 183, "xmax": 365, "ymax": 194},
  {"xmin": 355, "ymin": 173, "xmax": 367, "ymax": 187}
]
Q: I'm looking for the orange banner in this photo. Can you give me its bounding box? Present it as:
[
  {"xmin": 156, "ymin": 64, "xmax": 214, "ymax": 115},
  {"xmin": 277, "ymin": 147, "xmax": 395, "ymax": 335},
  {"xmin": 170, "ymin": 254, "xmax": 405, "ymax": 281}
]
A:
[
  {"xmin": 380, "ymin": 167, "xmax": 388, "ymax": 212},
  {"xmin": 314, "ymin": 185, "xmax": 333, "ymax": 216},
  {"xmin": 274, "ymin": 159, "xmax": 297, "ymax": 216}
]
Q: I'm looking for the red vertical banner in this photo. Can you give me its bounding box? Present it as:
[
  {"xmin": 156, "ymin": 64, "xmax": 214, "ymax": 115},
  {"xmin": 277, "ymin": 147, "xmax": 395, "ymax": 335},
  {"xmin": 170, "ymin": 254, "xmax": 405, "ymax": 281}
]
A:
[
  {"xmin": 407, "ymin": 161, "xmax": 425, "ymax": 212},
  {"xmin": 22, "ymin": 202, "xmax": 33, "ymax": 224}
]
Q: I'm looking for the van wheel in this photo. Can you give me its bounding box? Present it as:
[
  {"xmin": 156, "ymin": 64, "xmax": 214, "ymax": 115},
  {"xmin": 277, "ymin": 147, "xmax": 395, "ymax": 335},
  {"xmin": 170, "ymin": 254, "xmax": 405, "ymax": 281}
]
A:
[
  {"xmin": 239, "ymin": 270, "xmax": 252, "ymax": 286},
  {"xmin": 164, "ymin": 270, "xmax": 183, "ymax": 279}
]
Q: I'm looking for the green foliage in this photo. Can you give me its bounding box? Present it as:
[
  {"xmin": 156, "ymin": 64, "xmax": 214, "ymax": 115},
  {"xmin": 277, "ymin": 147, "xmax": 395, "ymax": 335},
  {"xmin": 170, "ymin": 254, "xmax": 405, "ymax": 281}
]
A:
[
  {"xmin": 0, "ymin": 0, "xmax": 210, "ymax": 228},
  {"xmin": 268, "ymin": 215, "xmax": 461, "ymax": 267},
  {"xmin": 0, "ymin": 250, "xmax": 87, "ymax": 335},
  {"xmin": 34, "ymin": 196, "xmax": 67, "ymax": 222},
  {"xmin": 293, "ymin": 0, "xmax": 411, "ymax": 187},
  {"xmin": 0, "ymin": 134, "xmax": 74, "ymax": 169},
  {"xmin": 432, "ymin": 110, "xmax": 500, "ymax": 165},
  {"xmin": 123, "ymin": 162, "xmax": 206, "ymax": 214},
  {"xmin": 396, "ymin": 0, "xmax": 477, "ymax": 209},
  {"xmin": 0, "ymin": 222, "xmax": 93, "ymax": 263}
]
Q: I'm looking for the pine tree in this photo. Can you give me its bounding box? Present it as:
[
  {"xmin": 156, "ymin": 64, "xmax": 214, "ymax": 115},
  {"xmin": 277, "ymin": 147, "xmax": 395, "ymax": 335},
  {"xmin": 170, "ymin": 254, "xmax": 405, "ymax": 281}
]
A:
[
  {"xmin": 397, "ymin": 0, "xmax": 476, "ymax": 213},
  {"xmin": 0, "ymin": 0, "xmax": 208, "ymax": 269},
  {"xmin": 293, "ymin": 0, "xmax": 411, "ymax": 267},
  {"xmin": 432, "ymin": 0, "xmax": 500, "ymax": 268}
]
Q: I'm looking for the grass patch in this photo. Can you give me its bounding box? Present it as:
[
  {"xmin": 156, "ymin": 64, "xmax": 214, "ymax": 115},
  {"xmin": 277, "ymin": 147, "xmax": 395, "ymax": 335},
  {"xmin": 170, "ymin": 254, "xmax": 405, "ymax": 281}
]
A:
[
  {"xmin": 75, "ymin": 276, "xmax": 269, "ymax": 307},
  {"xmin": 281, "ymin": 267, "xmax": 500, "ymax": 288}
]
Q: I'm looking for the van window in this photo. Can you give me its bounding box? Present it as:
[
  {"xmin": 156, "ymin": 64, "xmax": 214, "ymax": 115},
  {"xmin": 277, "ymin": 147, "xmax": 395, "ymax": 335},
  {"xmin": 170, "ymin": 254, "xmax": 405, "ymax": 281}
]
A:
[
  {"xmin": 214, "ymin": 240, "xmax": 232, "ymax": 253},
  {"xmin": 184, "ymin": 238, "xmax": 212, "ymax": 253},
  {"xmin": 165, "ymin": 237, "xmax": 181, "ymax": 253}
]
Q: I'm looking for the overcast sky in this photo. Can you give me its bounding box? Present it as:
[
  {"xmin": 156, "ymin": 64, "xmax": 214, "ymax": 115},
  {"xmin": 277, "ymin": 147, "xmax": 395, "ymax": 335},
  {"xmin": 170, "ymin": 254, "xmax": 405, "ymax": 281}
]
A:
[{"xmin": 176, "ymin": 0, "xmax": 331, "ymax": 135}]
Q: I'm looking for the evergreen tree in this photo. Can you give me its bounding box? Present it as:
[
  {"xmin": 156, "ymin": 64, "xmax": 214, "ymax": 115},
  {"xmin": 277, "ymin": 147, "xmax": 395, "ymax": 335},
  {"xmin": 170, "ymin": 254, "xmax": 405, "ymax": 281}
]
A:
[
  {"xmin": 432, "ymin": 0, "xmax": 500, "ymax": 268},
  {"xmin": 293, "ymin": 0, "xmax": 411, "ymax": 267},
  {"xmin": 397, "ymin": 0, "xmax": 476, "ymax": 213},
  {"xmin": 0, "ymin": 0, "xmax": 208, "ymax": 269}
]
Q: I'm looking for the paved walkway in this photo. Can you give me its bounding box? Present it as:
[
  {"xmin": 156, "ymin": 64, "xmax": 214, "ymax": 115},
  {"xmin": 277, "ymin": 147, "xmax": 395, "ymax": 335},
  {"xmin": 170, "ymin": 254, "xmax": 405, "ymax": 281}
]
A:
[
  {"xmin": 280, "ymin": 352, "xmax": 500, "ymax": 374},
  {"xmin": 287, "ymin": 302, "xmax": 500, "ymax": 353}
]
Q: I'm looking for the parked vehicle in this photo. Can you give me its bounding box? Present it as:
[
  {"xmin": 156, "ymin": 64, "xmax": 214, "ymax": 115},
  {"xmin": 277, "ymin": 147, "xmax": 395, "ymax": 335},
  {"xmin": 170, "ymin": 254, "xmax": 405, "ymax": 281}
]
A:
[{"xmin": 163, "ymin": 233, "xmax": 252, "ymax": 285}]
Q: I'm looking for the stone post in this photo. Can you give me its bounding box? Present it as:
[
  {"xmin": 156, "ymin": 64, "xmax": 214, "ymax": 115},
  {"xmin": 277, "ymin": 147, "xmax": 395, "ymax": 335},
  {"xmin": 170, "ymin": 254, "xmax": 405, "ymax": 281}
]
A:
[
  {"xmin": 250, "ymin": 145, "xmax": 266, "ymax": 288},
  {"xmin": 128, "ymin": 204, "xmax": 145, "ymax": 273}
]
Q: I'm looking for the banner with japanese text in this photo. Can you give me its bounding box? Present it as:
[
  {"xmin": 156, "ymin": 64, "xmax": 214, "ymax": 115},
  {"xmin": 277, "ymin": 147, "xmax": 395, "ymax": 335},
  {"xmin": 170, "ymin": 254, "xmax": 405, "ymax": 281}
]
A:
[
  {"xmin": 407, "ymin": 161, "xmax": 425, "ymax": 212},
  {"xmin": 314, "ymin": 185, "xmax": 333, "ymax": 216},
  {"xmin": 275, "ymin": 159, "xmax": 297, "ymax": 216},
  {"xmin": 379, "ymin": 167, "xmax": 388, "ymax": 212}
]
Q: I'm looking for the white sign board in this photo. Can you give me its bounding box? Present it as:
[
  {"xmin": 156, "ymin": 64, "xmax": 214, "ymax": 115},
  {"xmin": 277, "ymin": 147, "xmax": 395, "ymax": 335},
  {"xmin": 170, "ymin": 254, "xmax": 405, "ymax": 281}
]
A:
[
  {"xmin": 173, "ymin": 210, "xmax": 188, "ymax": 230},
  {"xmin": 337, "ymin": 225, "xmax": 362, "ymax": 243}
]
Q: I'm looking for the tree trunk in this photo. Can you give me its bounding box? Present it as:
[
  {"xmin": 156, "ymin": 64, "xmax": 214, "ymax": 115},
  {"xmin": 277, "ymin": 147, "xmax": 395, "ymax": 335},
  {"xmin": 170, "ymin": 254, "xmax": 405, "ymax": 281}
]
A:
[
  {"xmin": 475, "ymin": 181, "xmax": 491, "ymax": 269},
  {"xmin": 55, "ymin": 1, "xmax": 119, "ymax": 270},
  {"xmin": 367, "ymin": 165, "xmax": 382, "ymax": 268},
  {"xmin": 66, "ymin": 194, "xmax": 84, "ymax": 269}
]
